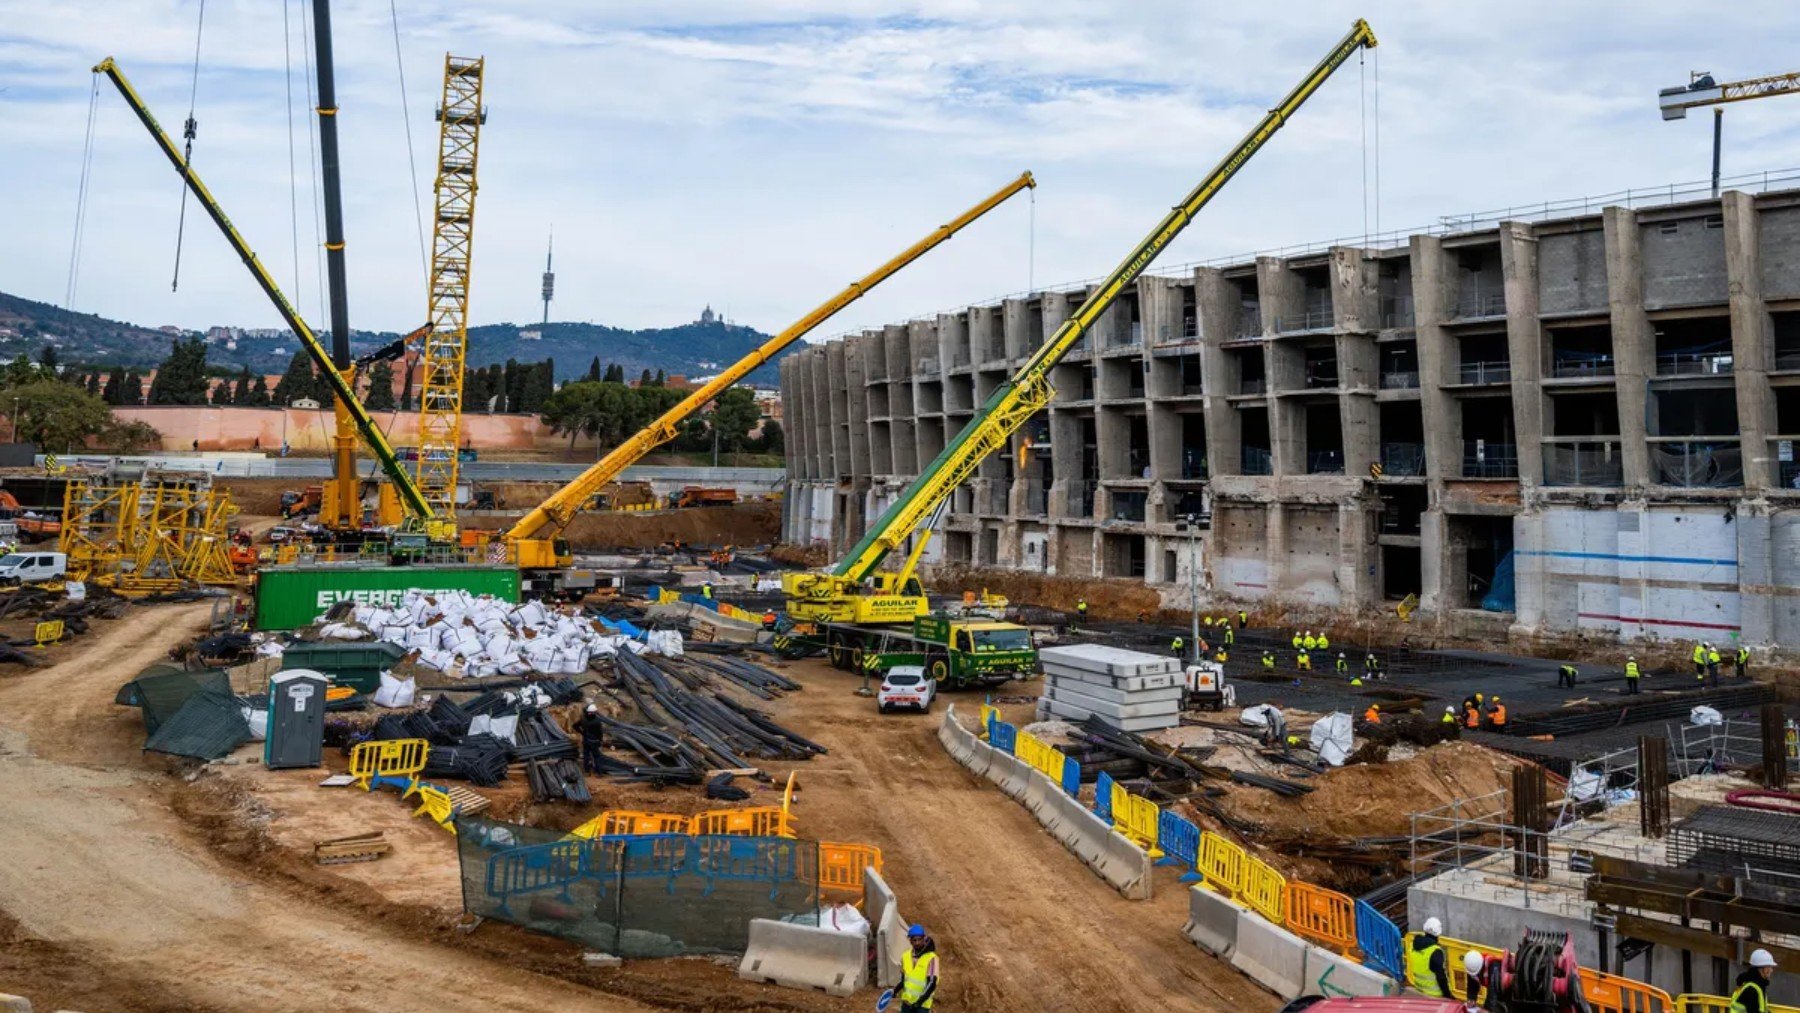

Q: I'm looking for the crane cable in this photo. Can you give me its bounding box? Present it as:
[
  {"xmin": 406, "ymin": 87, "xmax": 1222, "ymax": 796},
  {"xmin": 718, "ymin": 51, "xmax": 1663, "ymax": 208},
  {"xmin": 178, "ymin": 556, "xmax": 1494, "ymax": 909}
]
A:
[
  {"xmin": 388, "ymin": 0, "xmax": 430, "ymax": 285},
  {"xmin": 284, "ymin": 0, "xmax": 303, "ymax": 308},
  {"xmin": 300, "ymin": 0, "xmax": 327, "ymax": 323},
  {"xmin": 170, "ymin": 0, "xmax": 208, "ymax": 292},
  {"xmin": 64, "ymin": 76, "xmax": 101, "ymax": 310},
  {"xmin": 1027, "ymin": 185, "xmax": 1036, "ymax": 294},
  {"xmin": 1359, "ymin": 49, "xmax": 1368, "ymax": 245}
]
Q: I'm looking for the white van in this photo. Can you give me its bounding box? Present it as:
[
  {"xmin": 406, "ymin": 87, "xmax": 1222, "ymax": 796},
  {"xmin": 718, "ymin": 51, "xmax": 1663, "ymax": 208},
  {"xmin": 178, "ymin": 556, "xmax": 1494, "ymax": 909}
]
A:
[{"xmin": 0, "ymin": 551, "xmax": 67, "ymax": 584}]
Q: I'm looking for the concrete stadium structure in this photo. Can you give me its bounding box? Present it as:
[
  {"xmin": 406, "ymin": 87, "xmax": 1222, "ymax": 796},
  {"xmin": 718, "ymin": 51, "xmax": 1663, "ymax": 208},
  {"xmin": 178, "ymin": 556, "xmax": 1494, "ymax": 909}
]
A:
[{"xmin": 779, "ymin": 183, "xmax": 1800, "ymax": 648}]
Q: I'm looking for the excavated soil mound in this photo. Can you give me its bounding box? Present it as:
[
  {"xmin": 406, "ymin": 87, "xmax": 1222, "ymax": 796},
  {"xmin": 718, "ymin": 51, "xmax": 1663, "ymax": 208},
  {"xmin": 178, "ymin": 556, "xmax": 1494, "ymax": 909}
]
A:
[
  {"xmin": 926, "ymin": 566, "xmax": 1167, "ymax": 620},
  {"xmin": 557, "ymin": 500, "xmax": 779, "ymax": 550}
]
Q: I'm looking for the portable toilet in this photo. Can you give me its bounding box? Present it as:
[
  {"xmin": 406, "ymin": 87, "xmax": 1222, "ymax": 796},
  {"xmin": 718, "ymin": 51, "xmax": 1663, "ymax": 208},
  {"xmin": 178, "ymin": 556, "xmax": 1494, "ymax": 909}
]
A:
[{"xmin": 265, "ymin": 669, "xmax": 328, "ymax": 769}]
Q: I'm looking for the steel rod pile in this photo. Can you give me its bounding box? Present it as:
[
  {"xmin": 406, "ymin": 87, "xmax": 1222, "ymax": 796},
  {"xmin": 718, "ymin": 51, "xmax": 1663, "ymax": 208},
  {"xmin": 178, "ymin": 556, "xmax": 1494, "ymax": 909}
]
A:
[
  {"xmin": 1074, "ymin": 717, "xmax": 1313, "ymax": 798},
  {"xmin": 611, "ymin": 651, "xmax": 825, "ymax": 777}
]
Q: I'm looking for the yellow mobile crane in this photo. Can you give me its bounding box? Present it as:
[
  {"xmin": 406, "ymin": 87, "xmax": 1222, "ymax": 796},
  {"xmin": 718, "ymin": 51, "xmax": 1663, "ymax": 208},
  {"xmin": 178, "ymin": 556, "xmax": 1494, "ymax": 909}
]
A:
[
  {"xmin": 92, "ymin": 57, "xmax": 436, "ymax": 527},
  {"xmin": 782, "ymin": 20, "xmax": 1379, "ymax": 640},
  {"xmin": 495, "ymin": 172, "xmax": 1037, "ymax": 599}
]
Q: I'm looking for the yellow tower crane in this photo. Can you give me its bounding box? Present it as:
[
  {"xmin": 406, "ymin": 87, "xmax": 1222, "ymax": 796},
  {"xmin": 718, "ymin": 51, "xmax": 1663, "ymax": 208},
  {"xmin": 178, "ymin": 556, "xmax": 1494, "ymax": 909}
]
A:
[{"xmin": 414, "ymin": 55, "xmax": 488, "ymax": 524}]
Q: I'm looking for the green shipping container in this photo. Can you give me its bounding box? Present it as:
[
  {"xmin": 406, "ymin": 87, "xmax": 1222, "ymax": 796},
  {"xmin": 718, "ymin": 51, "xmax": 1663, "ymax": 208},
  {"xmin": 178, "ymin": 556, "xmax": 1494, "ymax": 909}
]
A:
[{"xmin": 254, "ymin": 564, "xmax": 522, "ymax": 631}]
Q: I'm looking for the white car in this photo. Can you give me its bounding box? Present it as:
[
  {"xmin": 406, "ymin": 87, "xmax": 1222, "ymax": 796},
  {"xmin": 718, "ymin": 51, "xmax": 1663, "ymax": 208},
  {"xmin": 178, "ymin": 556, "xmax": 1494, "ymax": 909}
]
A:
[{"xmin": 877, "ymin": 665, "xmax": 936, "ymax": 714}]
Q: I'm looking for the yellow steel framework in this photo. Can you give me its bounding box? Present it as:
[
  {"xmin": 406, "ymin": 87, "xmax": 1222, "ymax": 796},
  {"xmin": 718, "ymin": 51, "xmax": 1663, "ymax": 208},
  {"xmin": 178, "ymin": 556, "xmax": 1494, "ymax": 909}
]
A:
[
  {"xmin": 416, "ymin": 54, "xmax": 487, "ymax": 520},
  {"xmin": 59, "ymin": 473, "xmax": 241, "ymax": 596}
]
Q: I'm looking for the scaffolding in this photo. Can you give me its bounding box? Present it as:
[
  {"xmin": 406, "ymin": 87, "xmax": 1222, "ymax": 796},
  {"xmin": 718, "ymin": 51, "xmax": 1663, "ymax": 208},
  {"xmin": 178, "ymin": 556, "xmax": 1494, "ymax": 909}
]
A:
[{"xmin": 58, "ymin": 472, "xmax": 241, "ymax": 595}]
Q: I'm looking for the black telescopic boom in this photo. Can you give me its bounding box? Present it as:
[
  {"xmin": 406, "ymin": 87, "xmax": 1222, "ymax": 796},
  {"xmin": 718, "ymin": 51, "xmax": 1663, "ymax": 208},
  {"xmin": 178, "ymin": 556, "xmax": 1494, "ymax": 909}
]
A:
[{"xmin": 310, "ymin": 0, "xmax": 351, "ymax": 370}]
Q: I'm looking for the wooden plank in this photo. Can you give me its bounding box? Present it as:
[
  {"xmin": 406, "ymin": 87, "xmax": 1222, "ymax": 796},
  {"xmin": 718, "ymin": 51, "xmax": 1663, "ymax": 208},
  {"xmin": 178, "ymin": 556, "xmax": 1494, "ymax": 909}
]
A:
[{"xmin": 1612, "ymin": 913, "xmax": 1800, "ymax": 971}]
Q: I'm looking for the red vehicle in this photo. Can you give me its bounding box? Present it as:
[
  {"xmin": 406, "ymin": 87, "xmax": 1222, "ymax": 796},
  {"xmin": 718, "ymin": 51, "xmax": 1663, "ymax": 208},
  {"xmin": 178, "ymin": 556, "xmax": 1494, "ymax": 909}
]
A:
[{"xmin": 1279, "ymin": 999, "xmax": 1466, "ymax": 1013}]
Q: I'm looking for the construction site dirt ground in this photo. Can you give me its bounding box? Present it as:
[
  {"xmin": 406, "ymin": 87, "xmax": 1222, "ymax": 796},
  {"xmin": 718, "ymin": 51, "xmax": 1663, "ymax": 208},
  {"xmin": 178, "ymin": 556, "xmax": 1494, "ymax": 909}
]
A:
[{"xmin": 0, "ymin": 602, "xmax": 1282, "ymax": 1012}]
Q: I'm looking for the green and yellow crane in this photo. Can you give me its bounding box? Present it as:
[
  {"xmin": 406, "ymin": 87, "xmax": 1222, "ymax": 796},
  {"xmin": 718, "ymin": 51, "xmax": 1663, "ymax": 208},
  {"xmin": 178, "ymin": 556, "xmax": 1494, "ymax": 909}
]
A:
[{"xmin": 780, "ymin": 19, "xmax": 1379, "ymax": 667}]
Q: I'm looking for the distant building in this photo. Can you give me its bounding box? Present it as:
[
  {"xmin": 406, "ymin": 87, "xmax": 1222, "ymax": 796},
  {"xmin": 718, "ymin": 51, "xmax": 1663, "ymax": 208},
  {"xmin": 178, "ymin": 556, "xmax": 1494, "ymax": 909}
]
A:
[
  {"xmin": 699, "ymin": 306, "xmax": 716, "ymax": 325},
  {"xmin": 520, "ymin": 329, "xmax": 542, "ymax": 341},
  {"xmin": 158, "ymin": 325, "xmax": 182, "ymax": 335}
]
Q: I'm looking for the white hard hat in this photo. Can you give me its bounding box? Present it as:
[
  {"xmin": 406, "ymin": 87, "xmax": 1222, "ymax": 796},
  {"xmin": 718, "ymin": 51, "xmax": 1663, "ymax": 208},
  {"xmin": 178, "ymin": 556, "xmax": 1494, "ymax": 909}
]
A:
[
  {"xmin": 1750, "ymin": 949, "xmax": 1777, "ymax": 968},
  {"xmin": 1423, "ymin": 917, "xmax": 1443, "ymax": 936},
  {"xmin": 584, "ymin": 703, "xmax": 599, "ymax": 714},
  {"xmin": 1446, "ymin": 706, "xmax": 1456, "ymax": 714},
  {"xmin": 1464, "ymin": 951, "xmax": 1486, "ymax": 975}
]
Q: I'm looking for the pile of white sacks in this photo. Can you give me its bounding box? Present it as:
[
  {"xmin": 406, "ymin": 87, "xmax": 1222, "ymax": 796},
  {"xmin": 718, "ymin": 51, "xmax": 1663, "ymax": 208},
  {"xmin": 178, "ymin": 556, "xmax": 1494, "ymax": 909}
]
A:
[{"xmin": 312, "ymin": 589, "xmax": 684, "ymax": 678}]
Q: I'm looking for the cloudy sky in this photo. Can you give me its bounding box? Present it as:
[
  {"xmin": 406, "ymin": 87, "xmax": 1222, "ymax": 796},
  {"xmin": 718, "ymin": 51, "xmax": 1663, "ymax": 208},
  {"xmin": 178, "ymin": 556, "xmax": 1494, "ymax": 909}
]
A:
[{"xmin": 3, "ymin": 2, "xmax": 1798, "ymax": 342}]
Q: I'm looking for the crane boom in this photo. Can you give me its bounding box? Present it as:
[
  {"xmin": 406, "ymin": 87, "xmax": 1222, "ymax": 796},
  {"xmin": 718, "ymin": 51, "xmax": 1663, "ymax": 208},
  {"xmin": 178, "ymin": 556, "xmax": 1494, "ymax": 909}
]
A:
[
  {"xmin": 502, "ymin": 170, "xmax": 1037, "ymax": 560},
  {"xmin": 415, "ymin": 54, "xmax": 487, "ymax": 520},
  {"xmin": 1660, "ymin": 71, "xmax": 1800, "ymax": 118},
  {"xmin": 92, "ymin": 57, "xmax": 434, "ymax": 521},
  {"xmin": 811, "ymin": 19, "xmax": 1378, "ymax": 596}
]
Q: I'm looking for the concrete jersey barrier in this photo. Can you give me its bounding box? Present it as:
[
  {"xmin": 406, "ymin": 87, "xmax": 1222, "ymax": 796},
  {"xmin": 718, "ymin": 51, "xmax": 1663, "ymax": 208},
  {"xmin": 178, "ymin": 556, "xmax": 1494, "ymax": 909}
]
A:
[
  {"xmin": 738, "ymin": 918, "xmax": 869, "ymax": 997},
  {"xmin": 1229, "ymin": 907, "xmax": 1311, "ymax": 999},
  {"xmin": 1301, "ymin": 944, "xmax": 1402, "ymax": 999},
  {"xmin": 864, "ymin": 869, "xmax": 906, "ymax": 989},
  {"xmin": 1183, "ymin": 885, "xmax": 1242, "ymax": 959}
]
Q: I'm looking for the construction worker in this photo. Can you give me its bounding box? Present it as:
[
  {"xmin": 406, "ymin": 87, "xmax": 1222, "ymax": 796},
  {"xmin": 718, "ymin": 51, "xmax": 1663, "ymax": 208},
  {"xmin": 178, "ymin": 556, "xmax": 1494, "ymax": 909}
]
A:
[
  {"xmin": 900, "ymin": 924, "xmax": 939, "ymax": 1012},
  {"xmin": 1335, "ymin": 652, "xmax": 1349, "ymax": 675},
  {"xmin": 1463, "ymin": 950, "xmax": 1500, "ymax": 1007},
  {"xmin": 1296, "ymin": 647, "xmax": 1312, "ymax": 671},
  {"xmin": 1214, "ymin": 647, "xmax": 1230, "ymax": 664},
  {"xmin": 1303, "ymin": 630, "xmax": 1319, "ymax": 651},
  {"xmin": 1408, "ymin": 917, "xmax": 1452, "ymax": 999},
  {"xmin": 1318, "ymin": 632, "xmax": 1331, "ymax": 651},
  {"xmin": 1350, "ymin": 674, "xmax": 1365, "ymax": 687},
  {"xmin": 1442, "ymin": 705, "xmax": 1458, "ymax": 725},
  {"xmin": 1489, "ymin": 695, "xmax": 1508, "ymax": 729},
  {"xmin": 1693, "ymin": 641, "xmax": 1708, "ymax": 680},
  {"xmin": 1557, "ymin": 663, "xmax": 1578, "ymax": 689},
  {"xmin": 1076, "ymin": 597, "xmax": 1088, "ymax": 619},
  {"xmin": 1238, "ymin": 609, "xmax": 1248, "ymax": 629},
  {"xmin": 1204, "ymin": 615, "xmax": 1215, "ymax": 630},
  {"xmin": 1363, "ymin": 703, "xmax": 1381, "ymax": 724},
  {"xmin": 1732, "ymin": 949, "xmax": 1778, "ymax": 1013},
  {"xmin": 1364, "ymin": 652, "xmax": 1381, "ymax": 679},
  {"xmin": 579, "ymin": 703, "xmax": 607, "ymax": 774},
  {"xmin": 1736, "ymin": 645, "xmax": 1751, "ymax": 681},
  {"xmin": 1624, "ymin": 656, "xmax": 1641, "ymax": 695},
  {"xmin": 1223, "ymin": 625, "xmax": 1235, "ymax": 647},
  {"xmin": 1291, "ymin": 630, "xmax": 1304, "ymax": 650},
  {"xmin": 1464, "ymin": 701, "xmax": 1481, "ymax": 729},
  {"xmin": 1706, "ymin": 642, "xmax": 1723, "ymax": 686},
  {"xmin": 700, "ymin": 582, "xmax": 714, "ymax": 600},
  {"xmin": 1170, "ymin": 635, "xmax": 1185, "ymax": 658},
  {"xmin": 1262, "ymin": 649, "xmax": 1276, "ymax": 669}
]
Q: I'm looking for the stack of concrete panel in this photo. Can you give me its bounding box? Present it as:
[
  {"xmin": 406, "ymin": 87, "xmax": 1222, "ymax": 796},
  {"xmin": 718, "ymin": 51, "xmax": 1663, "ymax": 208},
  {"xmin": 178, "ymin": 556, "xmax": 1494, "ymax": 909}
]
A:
[{"xmin": 1038, "ymin": 644, "xmax": 1182, "ymax": 733}]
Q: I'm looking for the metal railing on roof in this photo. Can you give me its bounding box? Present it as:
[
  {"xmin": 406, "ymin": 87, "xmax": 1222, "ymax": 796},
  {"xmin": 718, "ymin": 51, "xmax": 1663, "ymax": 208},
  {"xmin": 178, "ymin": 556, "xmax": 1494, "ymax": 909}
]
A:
[{"xmin": 1550, "ymin": 355, "xmax": 1614, "ymax": 379}]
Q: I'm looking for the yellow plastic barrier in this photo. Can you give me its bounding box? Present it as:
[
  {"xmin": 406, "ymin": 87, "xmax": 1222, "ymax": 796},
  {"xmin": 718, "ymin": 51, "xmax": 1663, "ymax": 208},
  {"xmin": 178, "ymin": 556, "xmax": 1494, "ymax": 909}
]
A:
[
  {"xmin": 656, "ymin": 587, "xmax": 680, "ymax": 604},
  {"xmin": 1286, "ymin": 880, "xmax": 1358, "ymax": 956},
  {"xmin": 1198, "ymin": 832, "xmax": 1246, "ymax": 898},
  {"xmin": 1016, "ymin": 731, "xmax": 1067, "ymax": 783},
  {"xmin": 978, "ymin": 704, "xmax": 999, "ymax": 739},
  {"xmin": 568, "ymin": 809, "xmax": 694, "ymax": 839},
  {"xmin": 1108, "ymin": 781, "xmax": 1163, "ymax": 859},
  {"xmin": 1240, "ymin": 855, "xmax": 1287, "ymax": 925},
  {"xmin": 691, "ymin": 806, "xmax": 796, "ymax": 838},
  {"xmin": 413, "ymin": 785, "xmax": 457, "ymax": 834},
  {"xmin": 1404, "ymin": 932, "xmax": 1504, "ymax": 996},
  {"xmin": 1580, "ymin": 967, "xmax": 1671, "ymax": 1013},
  {"xmin": 1677, "ymin": 995, "xmax": 1799, "ymax": 1013},
  {"xmin": 817, "ymin": 842, "xmax": 884, "ymax": 902},
  {"xmin": 347, "ymin": 738, "xmax": 430, "ymax": 791},
  {"xmin": 33, "ymin": 619, "xmax": 63, "ymax": 648}
]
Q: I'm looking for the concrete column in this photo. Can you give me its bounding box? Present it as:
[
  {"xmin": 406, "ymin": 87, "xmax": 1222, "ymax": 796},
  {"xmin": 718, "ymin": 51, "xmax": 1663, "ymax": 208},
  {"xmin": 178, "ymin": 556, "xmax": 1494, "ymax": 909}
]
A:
[
  {"xmin": 1257, "ymin": 256, "xmax": 1302, "ymax": 333},
  {"xmin": 1499, "ymin": 221, "xmax": 1546, "ymax": 490},
  {"xmin": 1603, "ymin": 205, "xmax": 1653, "ymax": 489},
  {"xmin": 1333, "ymin": 247, "xmax": 1380, "ymax": 472},
  {"xmin": 1722, "ymin": 190, "xmax": 1775, "ymax": 492},
  {"xmin": 1002, "ymin": 297, "xmax": 1030, "ymax": 361},
  {"xmin": 1736, "ymin": 503, "xmax": 1775, "ymax": 648},
  {"xmin": 1337, "ymin": 499, "xmax": 1379, "ymax": 606},
  {"xmin": 824, "ymin": 342, "xmax": 850, "ymax": 480},
  {"xmin": 1266, "ymin": 501, "xmax": 1289, "ymax": 594},
  {"xmin": 844, "ymin": 335, "xmax": 871, "ymax": 482},
  {"xmin": 1410, "ymin": 235, "xmax": 1459, "ymax": 481},
  {"xmin": 1196, "ymin": 268, "xmax": 1243, "ymax": 475}
]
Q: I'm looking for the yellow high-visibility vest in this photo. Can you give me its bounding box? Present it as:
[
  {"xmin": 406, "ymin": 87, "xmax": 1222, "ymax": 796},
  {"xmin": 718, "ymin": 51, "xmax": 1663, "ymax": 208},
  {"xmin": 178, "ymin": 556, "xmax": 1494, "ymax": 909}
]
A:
[{"xmin": 902, "ymin": 949, "xmax": 938, "ymax": 1009}]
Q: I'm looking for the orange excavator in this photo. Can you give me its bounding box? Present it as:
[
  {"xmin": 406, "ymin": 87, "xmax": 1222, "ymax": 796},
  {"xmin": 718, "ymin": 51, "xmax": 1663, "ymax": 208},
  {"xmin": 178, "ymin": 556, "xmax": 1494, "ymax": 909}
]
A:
[{"xmin": 0, "ymin": 490, "xmax": 60, "ymax": 542}]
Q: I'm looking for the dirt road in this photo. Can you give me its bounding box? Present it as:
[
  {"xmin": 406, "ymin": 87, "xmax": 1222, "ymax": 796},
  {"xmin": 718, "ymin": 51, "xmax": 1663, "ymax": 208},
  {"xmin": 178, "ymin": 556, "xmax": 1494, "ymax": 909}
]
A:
[
  {"xmin": 764, "ymin": 662, "xmax": 1273, "ymax": 1012},
  {"xmin": 0, "ymin": 604, "xmax": 660, "ymax": 1013}
]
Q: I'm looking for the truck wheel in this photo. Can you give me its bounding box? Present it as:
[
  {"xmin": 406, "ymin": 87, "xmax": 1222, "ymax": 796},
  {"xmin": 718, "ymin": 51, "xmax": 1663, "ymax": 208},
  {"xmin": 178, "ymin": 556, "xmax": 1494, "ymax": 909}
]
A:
[
  {"xmin": 928, "ymin": 657, "xmax": 950, "ymax": 684},
  {"xmin": 827, "ymin": 632, "xmax": 853, "ymax": 670}
]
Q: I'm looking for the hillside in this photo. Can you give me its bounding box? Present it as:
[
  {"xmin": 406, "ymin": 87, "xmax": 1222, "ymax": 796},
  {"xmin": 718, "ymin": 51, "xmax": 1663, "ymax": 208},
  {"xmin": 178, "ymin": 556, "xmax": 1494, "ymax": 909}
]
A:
[{"xmin": 0, "ymin": 289, "xmax": 789, "ymax": 384}]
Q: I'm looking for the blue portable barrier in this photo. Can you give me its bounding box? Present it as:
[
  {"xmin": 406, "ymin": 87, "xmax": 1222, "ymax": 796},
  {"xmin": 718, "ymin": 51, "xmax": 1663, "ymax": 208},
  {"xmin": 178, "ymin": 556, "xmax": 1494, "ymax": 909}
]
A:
[
  {"xmin": 1062, "ymin": 757, "xmax": 1081, "ymax": 797},
  {"xmin": 1157, "ymin": 810, "xmax": 1201, "ymax": 873},
  {"xmin": 1095, "ymin": 771, "xmax": 1116, "ymax": 822},
  {"xmin": 1354, "ymin": 898, "xmax": 1405, "ymax": 980},
  {"xmin": 989, "ymin": 720, "xmax": 1017, "ymax": 754}
]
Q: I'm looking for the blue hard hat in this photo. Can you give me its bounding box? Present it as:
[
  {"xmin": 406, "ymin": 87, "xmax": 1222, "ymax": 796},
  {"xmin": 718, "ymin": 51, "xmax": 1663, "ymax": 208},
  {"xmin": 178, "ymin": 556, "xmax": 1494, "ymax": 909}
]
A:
[{"xmin": 907, "ymin": 923, "xmax": 926, "ymax": 937}]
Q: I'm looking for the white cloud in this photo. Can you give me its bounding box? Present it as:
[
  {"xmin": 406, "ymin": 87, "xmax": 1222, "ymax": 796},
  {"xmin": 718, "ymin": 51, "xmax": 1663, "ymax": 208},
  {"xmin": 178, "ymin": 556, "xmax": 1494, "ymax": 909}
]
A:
[{"xmin": 0, "ymin": 0, "xmax": 1796, "ymax": 345}]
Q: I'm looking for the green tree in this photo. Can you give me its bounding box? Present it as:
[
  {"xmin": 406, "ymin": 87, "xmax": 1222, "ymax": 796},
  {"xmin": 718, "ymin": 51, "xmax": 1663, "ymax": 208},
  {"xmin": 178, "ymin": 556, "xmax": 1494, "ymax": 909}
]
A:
[
  {"xmin": 100, "ymin": 365, "xmax": 126, "ymax": 405},
  {"xmin": 273, "ymin": 351, "xmax": 315, "ymax": 405},
  {"xmin": 84, "ymin": 372, "xmax": 100, "ymax": 397},
  {"xmin": 97, "ymin": 417, "xmax": 161, "ymax": 452},
  {"xmin": 244, "ymin": 375, "xmax": 272, "ymax": 407},
  {"xmin": 3, "ymin": 354, "xmax": 39, "ymax": 387},
  {"xmin": 709, "ymin": 386, "xmax": 762, "ymax": 455},
  {"xmin": 752, "ymin": 418, "xmax": 784, "ymax": 454},
  {"xmin": 149, "ymin": 337, "xmax": 210, "ymax": 405},
  {"xmin": 399, "ymin": 361, "xmax": 415, "ymax": 410},
  {"xmin": 3, "ymin": 380, "xmax": 112, "ymax": 451},
  {"xmin": 519, "ymin": 358, "xmax": 555, "ymax": 413},
  {"xmin": 37, "ymin": 344, "xmax": 58, "ymax": 378},
  {"xmin": 365, "ymin": 360, "xmax": 397, "ymax": 410},
  {"xmin": 584, "ymin": 357, "xmax": 601, "ymax": 382},
  {"xmin": 120, "ymin": 369, "xmax": 144, "ymax": 405},
  {"xmin": 603, "ymin": 363, "xmax": 624, "ymax": 383},
  {"xmin": 231, "ymin": 366, "xmax": 252, "ymax": 404},
  {"xmin": 653, "ymin": 368, "xmax": 666, "ymax": 387}
]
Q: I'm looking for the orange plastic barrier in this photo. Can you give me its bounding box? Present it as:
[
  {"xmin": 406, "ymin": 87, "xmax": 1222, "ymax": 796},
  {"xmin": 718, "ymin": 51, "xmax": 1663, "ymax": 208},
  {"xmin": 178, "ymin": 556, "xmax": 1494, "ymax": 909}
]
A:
[
  {"xmin": 1240, "ymin": 855, "xmax": 1287, "ymax": 925},
  {"xmin": 1285, "ymin": 881, "xmax": 1358, "ymax": 956},
  {"xmin": 817, "ymin": 841, "xmax": 884, "ymax": 902},
  {"xmin": 691, "ymin": 806, "xmax": 796, "ymax": 838},
  {"xmin": 1580, "ymin": 967, "xmax": 1672, "ymax": 1013},
  {"xmin": 347, "ymin": 737, "xmax": 429, "ymax": 791},
  {"xmin": 1198, "ymin": 832, "xmax": 1246, "ymax": 898},
  {"xmin": 568, "ymin": 809, "xmax": 694, "ymax": 839},
  {"xmin": 1405, "ymin": 932, "xmax": 1504, "ymax": 996},
  {"xmin": 1676, "ymin": 994, "xmax": 1799, "ymax": 1013}
]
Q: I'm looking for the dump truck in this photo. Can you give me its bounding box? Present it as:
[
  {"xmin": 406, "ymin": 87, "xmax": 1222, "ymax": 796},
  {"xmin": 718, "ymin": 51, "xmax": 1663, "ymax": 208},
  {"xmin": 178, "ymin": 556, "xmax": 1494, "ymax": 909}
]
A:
[{"xmin": 668, "ymin": 486, "xmax": 737, "ymax": 509}]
